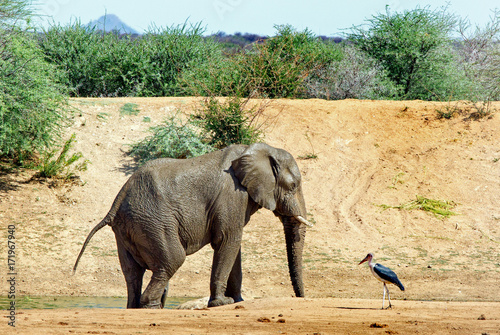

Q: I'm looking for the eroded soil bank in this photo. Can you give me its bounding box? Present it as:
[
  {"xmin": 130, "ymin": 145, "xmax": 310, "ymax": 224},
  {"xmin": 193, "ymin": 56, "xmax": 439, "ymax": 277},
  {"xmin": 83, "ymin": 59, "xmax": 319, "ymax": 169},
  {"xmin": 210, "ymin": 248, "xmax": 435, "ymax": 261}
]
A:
[{"xmin": 1, "ymin": 98, "xmax": 499, "ymax": 333}]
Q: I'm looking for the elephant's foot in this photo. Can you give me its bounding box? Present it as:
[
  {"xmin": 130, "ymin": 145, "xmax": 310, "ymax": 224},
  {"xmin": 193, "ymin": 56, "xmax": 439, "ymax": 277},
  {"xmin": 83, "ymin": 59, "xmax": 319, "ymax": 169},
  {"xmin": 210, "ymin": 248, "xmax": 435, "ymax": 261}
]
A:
[
  {"xmin": 208, "ymin": 296, "xmax": 234, "ymax": 307},
  {"xmin": 231, "ymin": 295, "xmax": 244, "ymax": 303},
  {"xmin": 140, "ymin": 302, "xmax": 162, "ymax": 309}
]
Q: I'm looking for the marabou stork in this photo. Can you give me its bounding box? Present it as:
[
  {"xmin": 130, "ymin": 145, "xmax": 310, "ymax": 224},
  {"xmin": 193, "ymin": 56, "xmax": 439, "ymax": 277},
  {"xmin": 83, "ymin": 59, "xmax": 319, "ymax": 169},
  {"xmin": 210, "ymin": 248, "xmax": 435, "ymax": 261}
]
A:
[{"xmin": 358, "ymin": 253, "xmax": 405, "ymax": 309}]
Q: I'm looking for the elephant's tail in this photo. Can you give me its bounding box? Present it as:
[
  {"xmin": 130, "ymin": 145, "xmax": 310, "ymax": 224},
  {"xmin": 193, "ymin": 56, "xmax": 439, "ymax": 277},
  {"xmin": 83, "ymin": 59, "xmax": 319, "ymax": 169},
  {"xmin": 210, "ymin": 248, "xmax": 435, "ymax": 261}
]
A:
[
  {"xmin": 73, "ymin": 179, "xmax": 130, "ymax": 274},
  {"xmin": 72, "ymin": 217, "xmax": 111, "ymax": 274}
]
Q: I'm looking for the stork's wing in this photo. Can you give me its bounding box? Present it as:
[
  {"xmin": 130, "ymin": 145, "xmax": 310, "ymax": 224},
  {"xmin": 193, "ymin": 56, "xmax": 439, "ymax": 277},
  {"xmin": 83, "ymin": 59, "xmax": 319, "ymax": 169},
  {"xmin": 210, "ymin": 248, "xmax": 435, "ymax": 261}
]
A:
[{"xmin": 373, "ymin": 263, "xmax": 405, "ymax": 291}]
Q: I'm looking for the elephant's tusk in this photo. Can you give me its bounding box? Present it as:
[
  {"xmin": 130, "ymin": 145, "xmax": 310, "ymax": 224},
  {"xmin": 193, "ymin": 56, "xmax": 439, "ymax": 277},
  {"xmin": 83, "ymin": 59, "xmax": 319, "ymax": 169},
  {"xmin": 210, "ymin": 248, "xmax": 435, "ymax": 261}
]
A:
[{"xmin": 295, "ymin": 215, "xmax": 314, "ymax": 227}]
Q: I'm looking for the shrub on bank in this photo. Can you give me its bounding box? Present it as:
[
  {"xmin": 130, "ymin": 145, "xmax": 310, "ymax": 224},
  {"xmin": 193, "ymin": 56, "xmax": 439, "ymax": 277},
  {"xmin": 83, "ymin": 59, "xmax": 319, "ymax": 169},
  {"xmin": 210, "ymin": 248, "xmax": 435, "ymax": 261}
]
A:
[
  {"xmin": 346, "ymin": 6, "xmax": 472, "ymax": 101},
  {"xmin": 36, "ymin": 6, "xmax": 499, "ymax": 105},
  {"xmin": 0, "ymin": 23, "xmax": 71, "ymax": 161},
  {"xmin": 129, "ymin": 114, "xmax": 214, "ymax": 162},
  {"xmin": 39, "ymin": 22, "xmax": 222, "ymax": 97},
  {"xmin": 180, "ymin": 25, "xmax": 343, "ymax": 98}
]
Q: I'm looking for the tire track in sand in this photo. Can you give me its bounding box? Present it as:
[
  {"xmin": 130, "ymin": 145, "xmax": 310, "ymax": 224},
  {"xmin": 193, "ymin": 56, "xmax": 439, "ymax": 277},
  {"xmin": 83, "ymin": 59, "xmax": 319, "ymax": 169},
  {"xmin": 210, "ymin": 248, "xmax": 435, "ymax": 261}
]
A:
[{"xmin": 337, "ymin": 160, "xmax": 379, "ymax": 236}]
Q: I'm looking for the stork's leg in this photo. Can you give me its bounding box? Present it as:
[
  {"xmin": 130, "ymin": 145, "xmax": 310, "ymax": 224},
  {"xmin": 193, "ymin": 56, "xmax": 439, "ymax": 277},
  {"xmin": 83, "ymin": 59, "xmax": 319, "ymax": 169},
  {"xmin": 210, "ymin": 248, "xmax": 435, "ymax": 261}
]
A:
[
  {"xmin": 382, "ymin": 283, "xmax": 386, "ymax": 309},
  {"xmin": 386, "ymin": 284, "xmax": 392, "ymax": 309}
]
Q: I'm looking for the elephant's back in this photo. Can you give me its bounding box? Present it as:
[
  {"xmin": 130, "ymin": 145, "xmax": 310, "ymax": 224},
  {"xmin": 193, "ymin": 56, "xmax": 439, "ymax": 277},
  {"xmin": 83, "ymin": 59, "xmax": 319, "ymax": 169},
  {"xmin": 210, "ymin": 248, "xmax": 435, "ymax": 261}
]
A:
[
  {"xmin": 138, "ymin": 144, "xmax": 247, "ymax": 178},
  {"xmin": 125, "ymin": 145, "xmax": 248, "ymax": 205}
]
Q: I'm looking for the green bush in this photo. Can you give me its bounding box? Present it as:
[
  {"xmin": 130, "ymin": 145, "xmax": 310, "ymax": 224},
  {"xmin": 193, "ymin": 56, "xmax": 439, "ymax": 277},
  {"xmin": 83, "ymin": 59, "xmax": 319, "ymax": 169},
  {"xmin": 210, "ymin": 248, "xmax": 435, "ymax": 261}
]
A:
[
  {"xmin": 456, "ymin": 11, "xmax": 500, "ymax": 114},
  {"xmin": 129, "ymin": 114, "xmax": 214, "ymax": 162},
  {"xmin": 39, "ymin": 22, "xmax": 106, "ymax": 96},
  {"xmin": 179, "ymin": 47, "xmax": 244, "ymax": 97},
  {"xmin": 39, "ymin": 22, "xmax": 154, "ymax": 97},
  {"xmin": 138, "ymin": 23, "xmax": 222, "ymax": 97},
  {"xmin": 180, "ymin": 25, "xmax": 342, "ymax": 98},
  {"xmin": 34, "ymin": 8, "xmax": 499, "ymax": 103},
  {"xmin": 347, "ymin": 6, "xmax": 468, "ymax": 100},
  {"xmin": 304, "ymin": 44, "xmax": 398, "ymax": 100},
  {"xmin": 237, "ymin": 25, "xmax": 341, "ymax": 98},
  {"xmin": 192, "ymin": 97, "xmax": 263, "ymax": 149},
  {"xmin": 35, "ymin": 133, "xmax": 89, "ymax": 179},
  {"xmin": 129, "ymin": 98, "xmax": 266, "ymax": 162},
  {"xmin": 0, "ymin": 1, "xmax": 71, "ymax": 162},
  {"xmin": 39, "ymin": 21, "xmax": 221, "ymax": 97}
]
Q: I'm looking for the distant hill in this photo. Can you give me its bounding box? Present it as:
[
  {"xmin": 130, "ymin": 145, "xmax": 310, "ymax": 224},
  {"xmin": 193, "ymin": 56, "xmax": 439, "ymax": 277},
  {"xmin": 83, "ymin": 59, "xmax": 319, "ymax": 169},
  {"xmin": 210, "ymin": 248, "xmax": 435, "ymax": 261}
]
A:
[{"xmin": 88, "ymin": 14, "xmax": 139, "ymax": 34}]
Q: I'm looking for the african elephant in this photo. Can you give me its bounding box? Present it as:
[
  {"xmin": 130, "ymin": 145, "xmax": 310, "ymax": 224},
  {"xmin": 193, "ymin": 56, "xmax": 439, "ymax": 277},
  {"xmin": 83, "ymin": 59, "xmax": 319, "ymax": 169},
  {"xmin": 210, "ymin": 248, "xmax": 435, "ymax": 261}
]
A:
[{"xmin": 73, "ymin": 143, "xmax": 312, "ymax": 308}]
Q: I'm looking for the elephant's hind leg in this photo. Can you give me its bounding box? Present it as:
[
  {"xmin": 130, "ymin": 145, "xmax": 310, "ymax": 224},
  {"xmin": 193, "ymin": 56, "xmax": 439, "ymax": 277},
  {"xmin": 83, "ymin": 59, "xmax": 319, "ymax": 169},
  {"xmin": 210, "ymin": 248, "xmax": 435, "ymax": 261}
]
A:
[
  {"xmin": 116, "ymin": 239, "xmax": 145, "ymax": 309},
  {"xmin": 140, "ymin": 271, "xmax": 170, "ymax": 309},
  {"xmin": 160, "ymin": 282, "xmax": 169, "ymax": 308},
  {"xmin": 140, "ymin": 242, "xmax": 186, "ymax": 309}
]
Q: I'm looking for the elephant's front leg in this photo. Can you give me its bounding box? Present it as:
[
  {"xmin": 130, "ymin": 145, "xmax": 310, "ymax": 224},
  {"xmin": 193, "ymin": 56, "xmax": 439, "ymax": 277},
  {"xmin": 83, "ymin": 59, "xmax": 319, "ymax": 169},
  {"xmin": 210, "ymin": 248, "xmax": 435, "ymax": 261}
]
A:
[
  {"xmin": 225, "ymin": 248, "xmax": 243, "ymax": 303},
  {"xmin": 208, "ymin": 242, "xmax": 242, "ymax": 307}
]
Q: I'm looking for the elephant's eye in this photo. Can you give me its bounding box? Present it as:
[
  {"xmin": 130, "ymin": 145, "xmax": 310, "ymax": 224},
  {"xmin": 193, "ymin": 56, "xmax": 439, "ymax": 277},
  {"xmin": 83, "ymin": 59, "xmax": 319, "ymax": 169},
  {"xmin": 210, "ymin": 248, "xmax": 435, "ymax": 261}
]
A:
[{"xmin": 282, "ymin": 172, "xmax": 298, "ymax": 191}]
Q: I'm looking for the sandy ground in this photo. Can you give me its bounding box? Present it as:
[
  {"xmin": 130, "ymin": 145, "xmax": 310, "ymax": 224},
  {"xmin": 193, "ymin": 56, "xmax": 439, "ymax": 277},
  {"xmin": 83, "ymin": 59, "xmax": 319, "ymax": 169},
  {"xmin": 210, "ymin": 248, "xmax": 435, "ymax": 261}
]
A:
[
  {"xmin": 1, "ymin": 98, "xmax": 499, "ymax": 333},
  {"xmin": 2, "ymin": 298, "xmax": 500, "ymax": 334}
]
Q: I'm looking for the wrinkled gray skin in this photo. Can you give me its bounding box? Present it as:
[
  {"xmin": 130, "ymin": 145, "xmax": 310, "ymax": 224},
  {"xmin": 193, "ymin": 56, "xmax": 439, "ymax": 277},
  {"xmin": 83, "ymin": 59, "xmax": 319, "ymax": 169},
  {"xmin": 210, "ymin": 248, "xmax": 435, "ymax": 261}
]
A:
[{"xmin": 73, "ymin": 143, "xmax": 309, "ymax": 308}]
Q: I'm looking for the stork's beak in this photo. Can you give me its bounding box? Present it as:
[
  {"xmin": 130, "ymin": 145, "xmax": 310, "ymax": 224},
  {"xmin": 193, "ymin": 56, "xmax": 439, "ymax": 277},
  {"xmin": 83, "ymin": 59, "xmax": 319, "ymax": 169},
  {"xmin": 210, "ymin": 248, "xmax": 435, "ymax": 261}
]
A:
[{"xmin": 358, "ymin": 254, "xmax": 370, "ymax": 265}]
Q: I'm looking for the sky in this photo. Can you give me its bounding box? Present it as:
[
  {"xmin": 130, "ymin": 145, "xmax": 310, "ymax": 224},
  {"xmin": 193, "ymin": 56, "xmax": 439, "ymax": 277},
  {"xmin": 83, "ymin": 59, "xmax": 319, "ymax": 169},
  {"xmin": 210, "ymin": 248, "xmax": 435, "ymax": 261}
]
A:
[{"xmin": 33, "ymin": 0, "xmax": 499, "ymax": 36}]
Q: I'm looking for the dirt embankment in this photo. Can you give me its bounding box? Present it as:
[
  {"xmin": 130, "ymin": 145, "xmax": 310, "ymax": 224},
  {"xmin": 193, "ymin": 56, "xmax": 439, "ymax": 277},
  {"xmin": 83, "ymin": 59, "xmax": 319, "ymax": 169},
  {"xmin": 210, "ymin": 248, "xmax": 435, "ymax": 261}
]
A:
[{"xmin": 1, "ymin": 98, "xmax": 499, "ymax": 334}]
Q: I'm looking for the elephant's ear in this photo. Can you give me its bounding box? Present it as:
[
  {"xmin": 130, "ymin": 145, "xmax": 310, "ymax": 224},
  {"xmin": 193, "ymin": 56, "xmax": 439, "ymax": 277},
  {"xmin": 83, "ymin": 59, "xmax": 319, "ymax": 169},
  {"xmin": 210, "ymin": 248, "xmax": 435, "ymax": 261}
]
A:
[{"xmin": 232, "ymin": 143, "xmax": 277, "ymax": 211}]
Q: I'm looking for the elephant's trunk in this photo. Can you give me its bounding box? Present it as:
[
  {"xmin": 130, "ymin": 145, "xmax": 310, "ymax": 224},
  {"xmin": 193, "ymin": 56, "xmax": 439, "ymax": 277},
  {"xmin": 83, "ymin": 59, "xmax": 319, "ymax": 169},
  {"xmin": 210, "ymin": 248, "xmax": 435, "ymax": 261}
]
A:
[{"xmin": 282, "ymin": 216, "xmax": 306, "ymax": 297}]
